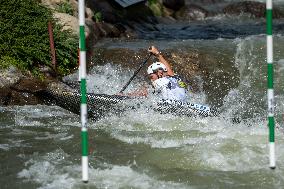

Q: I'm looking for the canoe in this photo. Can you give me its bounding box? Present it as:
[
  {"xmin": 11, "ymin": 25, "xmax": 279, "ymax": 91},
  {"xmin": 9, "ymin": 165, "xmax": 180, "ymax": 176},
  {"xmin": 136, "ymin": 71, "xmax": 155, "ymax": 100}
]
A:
[{"xmin": 37, "ymin": 82, "xmax": 218, "ymax": 120}]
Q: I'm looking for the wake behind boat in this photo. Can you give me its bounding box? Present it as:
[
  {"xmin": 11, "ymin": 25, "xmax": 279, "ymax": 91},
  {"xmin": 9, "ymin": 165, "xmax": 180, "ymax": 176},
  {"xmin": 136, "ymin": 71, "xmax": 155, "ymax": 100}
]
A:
[{"xmin": 37, "ymin": 82, "xmax": 218, "ymax": 121}]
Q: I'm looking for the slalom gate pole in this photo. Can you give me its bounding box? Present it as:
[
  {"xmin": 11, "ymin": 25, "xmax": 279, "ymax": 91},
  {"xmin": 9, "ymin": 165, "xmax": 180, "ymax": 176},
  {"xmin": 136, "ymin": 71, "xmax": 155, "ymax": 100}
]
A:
[
  {"xmin": 78, "ymin": 0, "xmax": 89, "ymax": 182},
  {"xmin": 266, "ymin": 0, "xmax": 276, "ymax": 169}
]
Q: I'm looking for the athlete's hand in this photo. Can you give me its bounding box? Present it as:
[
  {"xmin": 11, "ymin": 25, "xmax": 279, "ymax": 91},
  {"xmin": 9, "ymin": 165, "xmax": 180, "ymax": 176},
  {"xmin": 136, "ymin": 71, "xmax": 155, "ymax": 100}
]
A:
[{"xmin": 148, "ymin": 46, "xmax": 159, "ymax": 56}]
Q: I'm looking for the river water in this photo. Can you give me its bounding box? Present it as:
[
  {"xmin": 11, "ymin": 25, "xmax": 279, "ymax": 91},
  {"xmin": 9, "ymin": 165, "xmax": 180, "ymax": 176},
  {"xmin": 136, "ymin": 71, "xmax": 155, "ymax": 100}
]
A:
[{"xmin": 1, "ymin": 1, "xmax": 284, "ymax": 188}]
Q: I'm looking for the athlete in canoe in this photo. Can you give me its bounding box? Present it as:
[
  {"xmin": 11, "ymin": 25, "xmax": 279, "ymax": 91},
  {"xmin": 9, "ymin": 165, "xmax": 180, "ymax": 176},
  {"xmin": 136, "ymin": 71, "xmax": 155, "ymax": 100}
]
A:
[
  {"xmin": 123, "ymin": 46, "xmax": 188, "ymax": 102},
  {"xmin": 147, "ymin": 46, "xmax": 188, "ymax": 102}
]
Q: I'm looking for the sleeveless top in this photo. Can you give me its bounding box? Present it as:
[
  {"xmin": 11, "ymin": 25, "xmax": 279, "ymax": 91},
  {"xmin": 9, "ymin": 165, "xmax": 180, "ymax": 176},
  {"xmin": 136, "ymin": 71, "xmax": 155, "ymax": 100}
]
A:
[{"xmin": 152, "ymin": 75, "xmax": 187, "ymax": 102}]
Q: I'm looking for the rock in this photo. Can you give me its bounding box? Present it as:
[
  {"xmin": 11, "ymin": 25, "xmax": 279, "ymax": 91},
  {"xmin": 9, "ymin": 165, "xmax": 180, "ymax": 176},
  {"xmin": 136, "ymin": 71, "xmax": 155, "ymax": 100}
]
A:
[
  {"xmin": 223, "ymin": 1, "xmax": 284, "ymax": 18},
  {"xmin": 87, "ymin": 0, "xmax": 118, "ymax": 23},
  {"xmin": 7, "ymin": 91, "xmax": 41, "ymax": 106},
  {"xmin": 125, "ymin": 3, "xmax": 157, "ymax": 24},
  {"xmin": 47, "ymin": 81, "xmax": 76, "ymax": 92},
  {"xmin": 185, "ymin": 0, "xmax": 224, "ymax": 4},
  {"xmin": 42, "ymin": 0, "xmax": 159, "ymax": 41},
  {"xmin": 0, "ymin": 67, "xmax": 23, "ymax": 88},
  {"xmin": 156, "ymin": 16, "xmax": 178, "ymax": 24},
  {"xmin": 0, "ymin": 88, "xmax": 12, "ymax": 106},
  {"xmin": 41, "ymin": 0, "xmax": 62, "ymax": 9},
  {"xmin": 161, "ymin": 6, "xmax": 176, "ymax": 18},
  {"xmin": 54, "ymin": 12, "xmax": 90, "ymax": 36},
  {"xmin": 8, "ymin": 78, "xmax": 46, "ymax": 106},
  {"xmin": 41, "ymin": 0, "xmax": 80, "ymax": 18},
  {"xmin": 95, "ymin": 22, "xmax": 122, "ymax": 38},
  {"xmin": 174, "ymin": 4, "xmax": 209, "ymax": 21},
  {"xmin": 41, "ymin": 0, "xmax": 94, "ymax": 35},
  {"xmin": 163, "ymin": 0, "xmax": 185, "ymax": 11},
  {"xmin": 0, "ymin": 67, "xmax": 47, "ymax": 106},
  {"xmin": 85, "ymin": 7, "xmax": 94, "ymax": 21},
  {"xmin": 39, "ymin": 65, "xmax": 57, "ymax": 78},
  {"xmin": 11, "ymin": 78, "xmax": 46, "ymax": 93}
]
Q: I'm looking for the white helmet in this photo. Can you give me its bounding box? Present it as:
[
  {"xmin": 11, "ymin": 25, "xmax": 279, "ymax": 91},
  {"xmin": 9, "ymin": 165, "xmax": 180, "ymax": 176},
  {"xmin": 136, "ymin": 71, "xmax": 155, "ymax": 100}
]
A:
[{"xmin": 147, "ymin": 62, "xmax": 167, "ymax": 75}]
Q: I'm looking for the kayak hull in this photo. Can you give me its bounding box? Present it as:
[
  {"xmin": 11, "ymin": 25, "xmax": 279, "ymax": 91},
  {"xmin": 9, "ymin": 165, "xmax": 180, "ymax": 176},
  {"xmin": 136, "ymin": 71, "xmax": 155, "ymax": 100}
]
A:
[{"xmin": 37, "ymin": 82, "xmax": 217, "ymax": 120}]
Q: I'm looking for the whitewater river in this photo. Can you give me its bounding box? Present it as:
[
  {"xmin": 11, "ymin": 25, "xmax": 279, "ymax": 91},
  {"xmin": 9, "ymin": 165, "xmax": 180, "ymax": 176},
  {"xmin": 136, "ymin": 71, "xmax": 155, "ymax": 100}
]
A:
[{"xmin": 1, "ymin": 1, "xmax": 284, "ymax": 188}]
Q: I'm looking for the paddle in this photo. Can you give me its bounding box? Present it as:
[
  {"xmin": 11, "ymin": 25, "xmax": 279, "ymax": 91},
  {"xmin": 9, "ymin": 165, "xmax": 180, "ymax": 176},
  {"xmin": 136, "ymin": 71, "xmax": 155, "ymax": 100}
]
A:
[{"xmin": 119, "ymin": 53, "xmax": 153, "ymax": 94}]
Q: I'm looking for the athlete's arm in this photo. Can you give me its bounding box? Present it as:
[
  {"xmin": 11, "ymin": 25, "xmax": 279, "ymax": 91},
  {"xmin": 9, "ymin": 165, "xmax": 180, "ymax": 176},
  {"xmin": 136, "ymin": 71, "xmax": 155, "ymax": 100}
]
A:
[
  {"xmin": 117, "ymin": 85, "xmax": 148, "ymax": 97},
  {"xmin": 125, "ymin": 87, "xmax": 148, "ymax": 97},
  {"xmin": 148, "ymin": 46, "xmax": 175, "ymax": 76}
]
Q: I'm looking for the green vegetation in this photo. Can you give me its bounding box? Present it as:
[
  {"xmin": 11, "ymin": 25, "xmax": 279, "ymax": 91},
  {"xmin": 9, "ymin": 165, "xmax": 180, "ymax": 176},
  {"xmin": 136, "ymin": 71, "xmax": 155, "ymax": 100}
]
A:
[
  {"xmin": 56, "ymin": 0, "xmax": 74, "ymax": 16},
  {"xmin": 147, "ymin": 0, "xmax": 163, "ymax": 16},
  {"xmin": 93, "ymin": 12, "xmax": 102, "ymax": 22},
  {"xmin": 0, "ymin": 0, "xmax": 78, "ymax": 78},
  {"xmin": 148, "ymin": 0, "xmax": 158, "ymax": 5}
]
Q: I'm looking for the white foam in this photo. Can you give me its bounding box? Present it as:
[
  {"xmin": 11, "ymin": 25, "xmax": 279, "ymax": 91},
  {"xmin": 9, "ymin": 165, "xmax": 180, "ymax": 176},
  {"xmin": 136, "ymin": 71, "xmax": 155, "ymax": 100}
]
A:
[
  {"xmin": 0, "ymin": 144, "xmax": 10, "ymax": 151},
  {"xmin": 18, "ymin": 161, "xmax": 77, "ymax": 189},
  {"xmin": 34, "ymin": 132, "xmax": 73, "ymax": 141},
  {"xmin": 10, "ymin": 105, "xmax": 80, "ymax": 128},
  {"xmin": 18, "ymin": 158, "xmax": 190, "ymax": 189},
  {"xmin": 87, "ymin": 63, "xmax": 144, "ymax": 94}
]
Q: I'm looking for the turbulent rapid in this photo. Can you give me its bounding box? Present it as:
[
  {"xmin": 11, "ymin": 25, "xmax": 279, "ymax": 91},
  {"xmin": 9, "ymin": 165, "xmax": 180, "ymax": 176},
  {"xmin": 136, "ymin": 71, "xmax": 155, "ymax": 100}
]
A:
[{"xmin": 1, "ymin": 0, "xmax": 284, "ymax": 188}]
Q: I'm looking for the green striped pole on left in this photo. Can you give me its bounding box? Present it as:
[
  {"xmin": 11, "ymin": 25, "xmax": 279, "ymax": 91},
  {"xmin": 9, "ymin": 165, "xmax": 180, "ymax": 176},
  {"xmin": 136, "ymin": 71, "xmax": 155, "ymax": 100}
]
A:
[
  {"xmin": 266, "ymin": 0, "xmax": 275, "ymax": 169},
  {"xmin": 78, "ymin": 0, "xmax": 89, "ymax": 182}
]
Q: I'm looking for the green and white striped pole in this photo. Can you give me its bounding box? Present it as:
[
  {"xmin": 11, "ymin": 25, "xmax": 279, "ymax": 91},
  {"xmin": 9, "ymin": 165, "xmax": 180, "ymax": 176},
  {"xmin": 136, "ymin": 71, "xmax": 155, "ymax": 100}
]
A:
[
  {"xmin": 266, "ymin": 0, "xmax": 275, "ymax": 169},
  {"xmin": 78, "ymin": 0, "xmax": 89, "ymax": 182}
]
